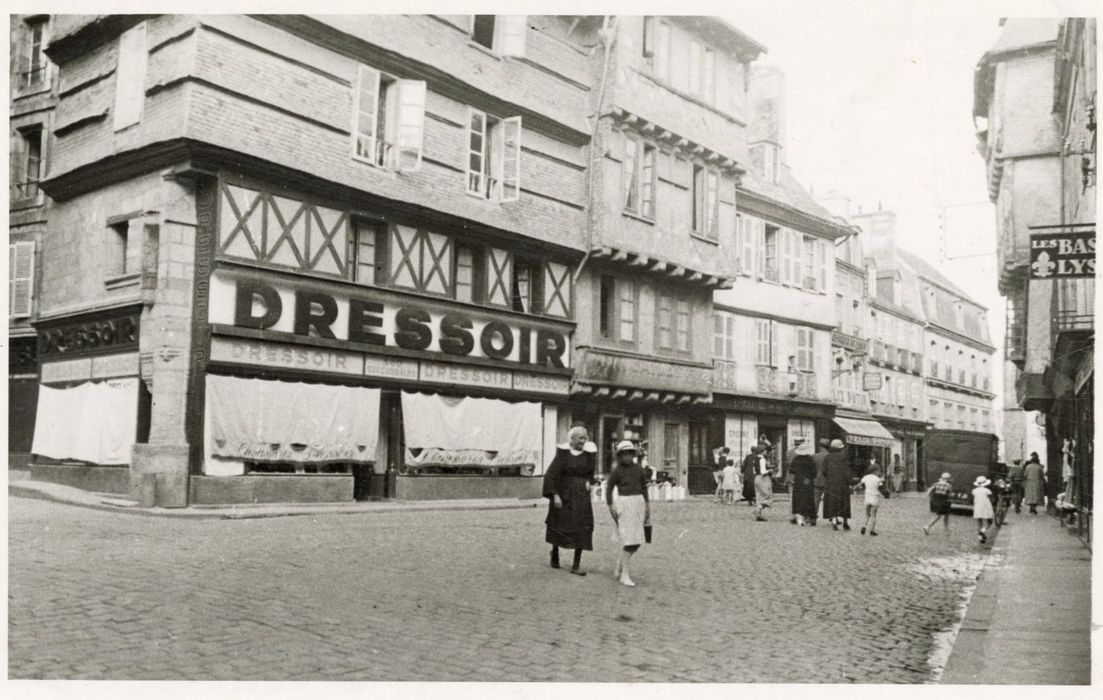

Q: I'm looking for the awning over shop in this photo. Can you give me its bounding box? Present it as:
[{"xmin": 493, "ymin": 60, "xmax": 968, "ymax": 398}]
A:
[
  {"xmin": 206, "ymin": 375, "xmax": 381, "ymax": 463},
  {"xmin": 833, "ymin": 417, "xmax": 895, "ymax": 448},
  {"xmin": 401, "ymin": 392, "xmax": 542, "ymax": 469},
  {"xmin": 31, "ymin": 377, "xmax": 139, "ymax": 465}
]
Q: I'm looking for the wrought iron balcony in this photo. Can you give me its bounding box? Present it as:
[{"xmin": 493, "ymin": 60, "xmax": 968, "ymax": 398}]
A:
[{"xmin": 1055, "ymin": 278, "xmax": 1094, "ymax": 334}]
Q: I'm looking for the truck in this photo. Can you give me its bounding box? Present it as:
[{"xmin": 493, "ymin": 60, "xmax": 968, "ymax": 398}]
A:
[{"xmin": 923, "ymin": 430, "xmax": 1001, "ymax": 511}]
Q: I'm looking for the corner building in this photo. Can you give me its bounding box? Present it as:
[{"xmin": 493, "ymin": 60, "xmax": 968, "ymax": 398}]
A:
[
  {"xmin": 974, "ymin": 18, "xmax": 1094, "ymax": 539},
  {"xmin": 31, "ymin": 14, "xmax": 599, "ymax": 505}
]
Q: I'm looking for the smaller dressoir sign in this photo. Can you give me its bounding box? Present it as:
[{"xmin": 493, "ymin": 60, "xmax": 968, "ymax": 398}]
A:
[
  {"xmin": 210, "ymin": 337, "xmax": 569, "ymax": 396},
  {"xmin": 40, "ymin": 352, "xmax": 139, "ymax": 384}
]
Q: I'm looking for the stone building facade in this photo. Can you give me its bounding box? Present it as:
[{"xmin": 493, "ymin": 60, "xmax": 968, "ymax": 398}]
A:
[
  {"xmin": 9, "ymin": 14, "xmax": 57, "ymax": 472},
  {"xmin": 974, "ymin": 18, "xmax": 1094, "ymax": 539},
  {"xmin": 709, "ymin": 65, "xmax": 852, "ymax": 491}
]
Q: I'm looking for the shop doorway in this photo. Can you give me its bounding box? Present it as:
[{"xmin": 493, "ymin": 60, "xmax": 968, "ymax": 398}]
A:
[
  {"xmin": 687, "ymin": 422, "xmax": 713, "ymax": 495},
  {"xmin": 662, "ymin": 423, "xmax": 681, "ymax": 485}
]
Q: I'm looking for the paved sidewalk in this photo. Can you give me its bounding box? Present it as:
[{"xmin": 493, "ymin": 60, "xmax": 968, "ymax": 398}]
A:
[
  {"xmin": 7, "ymin": 476, "xmax": 550, "ymax": 519},
  {"xmin": 7, "ymin": 474, "xmax": 713, "ymax": 520},
  {"xmin": 941, "ymin": 512, "xmax": 1092, "ymax": 684}
]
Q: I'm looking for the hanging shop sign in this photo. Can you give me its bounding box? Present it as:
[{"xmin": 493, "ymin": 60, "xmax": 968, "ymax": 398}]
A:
[
  {"xmin": 863, "ymin": 372, "xmax": 883, "ymax": 391},
  {"xmin": 209, "ymin": 271, "xmax": 570, "ymax": 368},
  {"xmin": 1029, "ymin": 230, "xmax": 1096, "ymax": 279}
]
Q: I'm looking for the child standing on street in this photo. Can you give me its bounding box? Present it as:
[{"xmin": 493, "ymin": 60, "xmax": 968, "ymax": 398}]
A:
[
  {"xmin": 857, "ymin": 466, "xmax": 884, "ymax": 536},
  {"xmin": 721, "ymin": 458, "xmax": 738, "ymax": 505},
  {"xmin": 972, "ymin": 476, "xmax": 995, "ymax": 543},
  {"xmin": 923, "ymin": 472, "xmax": 954, "ymax": 535}
]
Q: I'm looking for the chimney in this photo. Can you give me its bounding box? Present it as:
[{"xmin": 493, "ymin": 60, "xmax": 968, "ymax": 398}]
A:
[
  {"xmin": 749, "ymin": 65, "xmax": 786, "ymax": 151},
  {"xmin": 850, "ymin": 207, "xmax": 898, "ymax": 254}
]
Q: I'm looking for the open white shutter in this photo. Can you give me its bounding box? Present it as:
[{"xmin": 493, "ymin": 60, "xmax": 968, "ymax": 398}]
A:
[
  {"xmin": 9, "ymin": 241, "xmax": 35, "ymax": 318},
  {"xmin": 497, "ymin": 16, "xmax": 528, "ymax": 58},
  {"xmin": 793, "ymin": 232, "xmax": 804, "ymax": 288},
  {"xmin": 500, "ymin": 116, "xmax": 522, "ymax": 202},
  {"xmin": 769, "ymin": 320, "xmax": 779, "ymax": 367},
  {"xmin": 394, "ymin": 80, "xmax": 427, "ymax": 172},
  {"xmin": 113, "ymin": 22, "xmax": 148, "ymax": 131},
  {"xmin": 819, "ymin": 239, "xmax": 829, "ymax": 291},
  {"xmin": 755, "ymin": 220, "xmax": 765, "ymax": 278},
  {"xmin": 352, "ymin": 65, "xmax": 381, "ymax": 163}
]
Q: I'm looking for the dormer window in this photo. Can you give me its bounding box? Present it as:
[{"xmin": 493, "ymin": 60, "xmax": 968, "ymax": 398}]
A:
[{"xmin": 470, "ymin": 15, "xmax": 527, "ymax": 57}]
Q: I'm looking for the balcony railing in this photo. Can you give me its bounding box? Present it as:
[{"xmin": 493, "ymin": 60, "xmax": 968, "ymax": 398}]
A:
[
  {"xmin": 756, "ymin": 367, "xmax": 817, "ymax": 399},
  {"xmin": 712, "ymin": 359, "xmax": 738, "ymax": 392},
  {"xmin": 1056, "ymin": 278, "xmax": 1095, "ymax": 334}
]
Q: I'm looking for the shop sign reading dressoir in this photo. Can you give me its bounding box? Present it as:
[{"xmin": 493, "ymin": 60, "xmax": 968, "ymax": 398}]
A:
[{"xmin": 208, "ymin": 271, "xmax": 570, "ymax": 368}]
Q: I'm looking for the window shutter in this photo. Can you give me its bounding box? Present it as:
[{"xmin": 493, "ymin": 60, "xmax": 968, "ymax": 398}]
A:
[
  {"xmin": 497, "ymin": 15, "xmax": 528, "ymax": 58},
  {"xmin": 113, "ymin": 22, "xmax": 148, "ymax": 131},
  {"xmin": 642, "ymin": 16, "xmax": 656, "ymax": 58},
  {"xmin": 353, "ymin": 66, "xmax": 381, "ymax": 163},
  {"xmin": 819, "ymin": 239, "xmax": 829, "ymax": 291},
  {"xmin": 499, "ymin": 116, "xmax": 522, "ymax": 202},
  {"xmin": 755, "ymin": 220, "xmax": 765, "ymax": 278},
  {"xmin": 769, "ymin": 320, "xmax": 779, "ymax": 367},
  {"xmin": 9, "ymin": 241, "xmax": 35, "ymax": 318},
  {"xmin": 394, "ymin": 80, "xmax": 427, "ymax": 172}
]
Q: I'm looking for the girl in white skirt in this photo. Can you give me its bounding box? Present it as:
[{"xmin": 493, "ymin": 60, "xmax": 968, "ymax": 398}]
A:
[
  {"xmin": 972, "ymin": 476, "xmax": 995, "ymax": 543},
  {"xmin": 606, "ymin": 440, "xmax": 650, "ymax": 587}
]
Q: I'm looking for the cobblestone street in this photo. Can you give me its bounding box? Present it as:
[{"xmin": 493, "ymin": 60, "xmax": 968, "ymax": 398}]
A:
[{"xmin": 9, "ymin": 494, "xmax": 992, "ymax": 682}]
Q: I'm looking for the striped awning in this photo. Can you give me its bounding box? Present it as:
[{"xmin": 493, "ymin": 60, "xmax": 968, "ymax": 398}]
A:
[{"xmin": 833, "ymin": 417, "xmax": 895, "ymax": 447}]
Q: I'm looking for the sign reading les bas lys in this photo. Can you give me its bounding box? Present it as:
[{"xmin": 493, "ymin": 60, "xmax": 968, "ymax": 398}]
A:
[
  {"xmin": 209, "ymin": 273, "xmax": 569, "ymax": 368},
  {"xmin": 1030, "ymin": 230, "xmax": 1096, "ymax": 279}
]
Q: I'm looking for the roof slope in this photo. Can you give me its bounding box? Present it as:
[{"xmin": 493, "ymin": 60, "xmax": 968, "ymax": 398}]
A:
[{"xmin": 894, "ymin": 248, "xmax": 985, "ymax": 309}]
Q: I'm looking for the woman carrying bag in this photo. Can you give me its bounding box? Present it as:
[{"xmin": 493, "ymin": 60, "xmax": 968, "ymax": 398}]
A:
[{"xmin": 607, "ymin": 440, "xmax": 650, "ymax": 588}]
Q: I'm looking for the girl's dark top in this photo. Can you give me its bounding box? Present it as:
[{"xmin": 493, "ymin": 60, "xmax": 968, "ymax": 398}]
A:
[
  {"xmin": 542, "ymin": 447, "xmax": 596, "ymax": 550},
  {"xmin": 606, "ymin": 461, "xmax": 649, "ymax": 506}
]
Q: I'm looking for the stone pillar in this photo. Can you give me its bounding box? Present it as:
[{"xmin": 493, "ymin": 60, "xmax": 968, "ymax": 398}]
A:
[{"xmin": 130, "ymin": 179, "xmax": 197, "ymax": 507}]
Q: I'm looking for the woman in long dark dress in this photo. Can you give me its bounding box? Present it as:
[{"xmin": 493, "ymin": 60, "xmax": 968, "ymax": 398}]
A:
[
  {"xmin": 740, "ymin": 447, "xmax": 758, "ymax": 504},
  {"xmin": 543, "ymin": 426, "xmax": 597, "ymax": 575},
  {"xmin": 790, "ymin": 441, "xmax": 817, "ymax": 525},
  {"xmin": 822, "ymin": 439, "xmax": 852, "ymax": 531}
]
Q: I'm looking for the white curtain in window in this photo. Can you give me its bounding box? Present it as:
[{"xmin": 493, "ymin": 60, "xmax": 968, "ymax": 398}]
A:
[
  {"xmin": 32, "ymin": 378, "xmax": 138, "ymax": 465},
  {"xmin": 206, "ymin": 375, "xmax": 380, "ymax": 463},
  {"xmin": 401, "ymin": 392, "xmax": 542, "ymax": 467}
]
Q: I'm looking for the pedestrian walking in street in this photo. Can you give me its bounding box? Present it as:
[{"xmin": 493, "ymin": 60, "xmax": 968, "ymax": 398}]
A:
[
  {"xmin": 713, "ymin": 446, "xmax": 730, "ymax": 503},
  {"xmin": 543, "ymin": 426, "xmax": 597, "ymax": 576},
  {"xmin": 721, "ymin": 458, "xmax": 738, "ymax": 505},
  {"xmin": 857, "ymin": 466, "xmax": 885, "ymax": 536},
  {"xmin": 789, "ymin": 440, "xmax": 817, "ymax": 526},
  {"xmin": 607, "ymin": 440, "xmax": 650, "ymax": 588},
  {"xmin": 811, "ymin": 438, "xmax": 830, "ymax": 526},
  {"xmin": 741, "ymin": 446, "xmax": 758, "ymax": 505},
  {"xmin": 1023, "ymin": 452, "xmax": 1046, "ymax": 515},
  {"xmin": 1007, "ymin": 458, "xmax": 1025, "ymax": 513},
  {"xmin": 891, "ymin": 454, "xmax": 905, "ymax": 493},
  {"xmin": 751, "ymin": 446, "xmax": 773, "ymax": 521},
  {"xmin": 822, "ymin": 439, "xmax": 852, "ymax": 531},
  {"xmin": 972, "ymin": 476, "xmax": 995, "ymax": 543},
  {"xmin": 923, "ymin": 472, "xmax": 954, "ymax": 535}
]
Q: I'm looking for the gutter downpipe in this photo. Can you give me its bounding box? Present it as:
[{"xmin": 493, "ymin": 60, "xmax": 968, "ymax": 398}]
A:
[{"xmin": 575, "ymin": 15, "xmax": 618, "ymax": 284}]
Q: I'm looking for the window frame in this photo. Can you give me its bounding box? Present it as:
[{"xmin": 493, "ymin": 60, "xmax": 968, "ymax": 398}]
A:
[
  {"xmin": 598, "ymin": 274, "xmax": 639, "ymax": 348},
  {"xmin": 18, "ymin": 17, "xmax": 51, "ymax": 95},
  {"xmin": 466, "ymin": 107, "xmax": 522, "ymax": 203}
]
